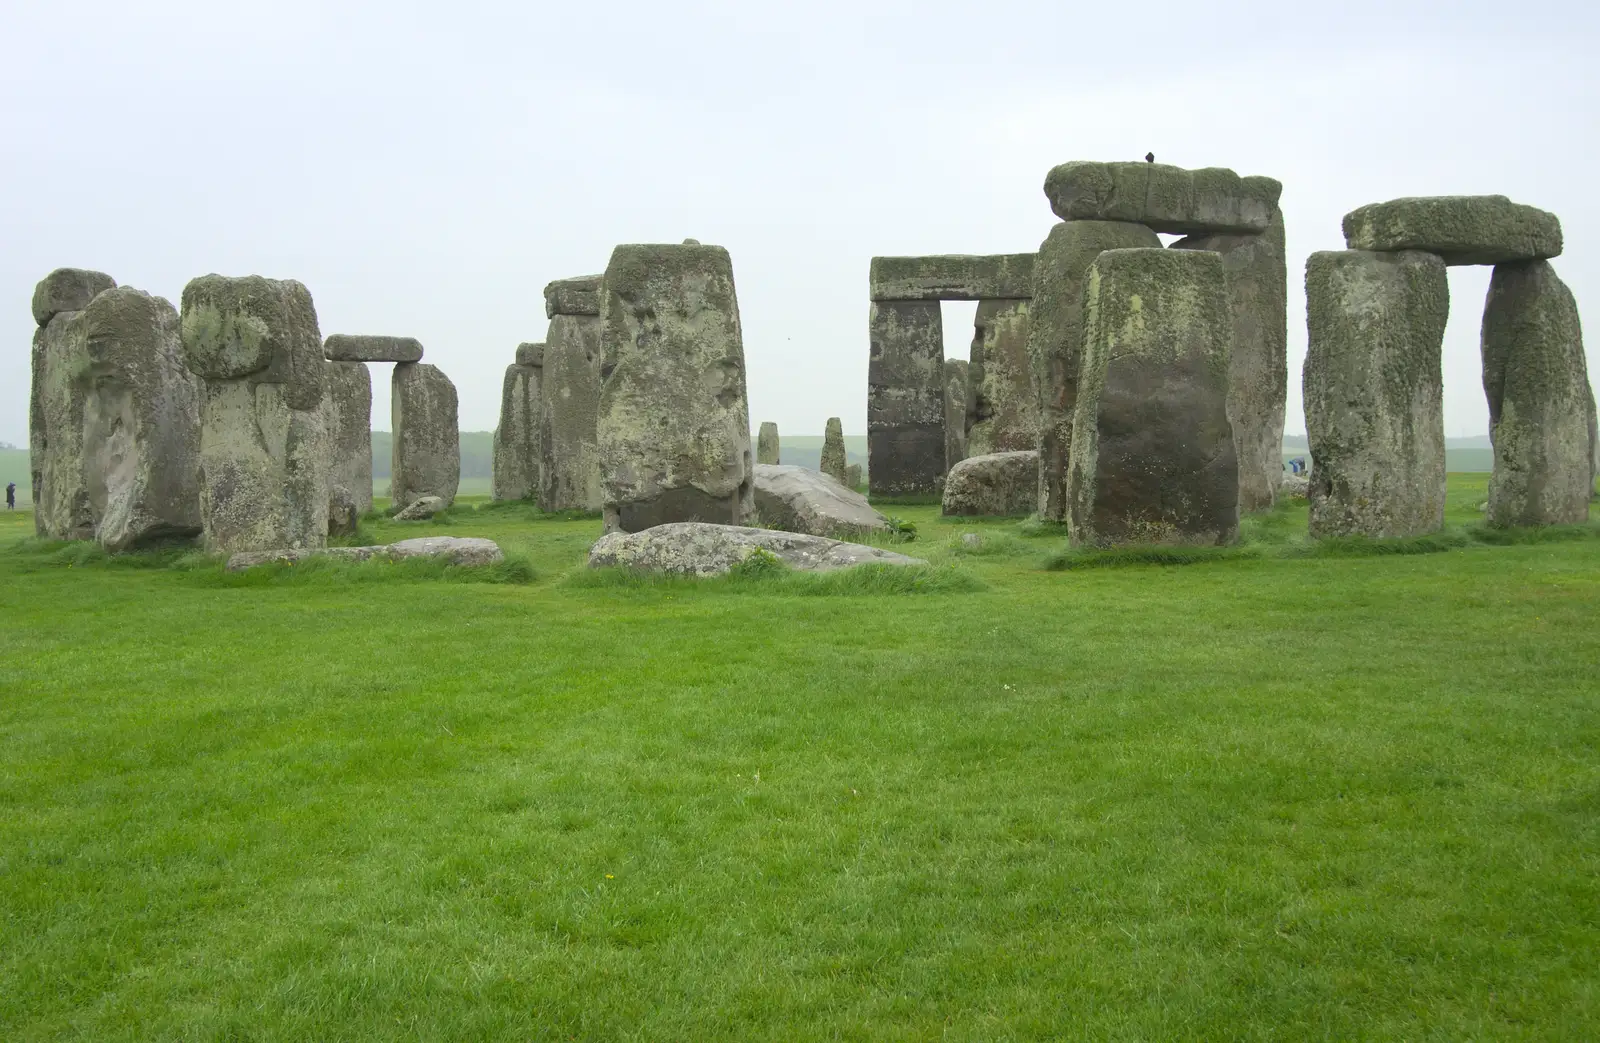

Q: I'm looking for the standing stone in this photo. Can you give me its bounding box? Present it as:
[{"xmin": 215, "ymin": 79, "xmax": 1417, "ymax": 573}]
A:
[
  {"xmin": 1303, "ymin": 250, "xmax": 1449, "ymax": 539},
  {"xmin": 30, "ymin": 268, "xmax": 117, "ymax": 537},
  {"xmin": 597, "ymin": 242, "xmax": 752, "ymax": 532},
  {"xmin": 1480, "ymin": 260, "xmax": 1593, "ymax": 526},
  {"xmin": 821, "ymin": 416, "xmax": 848, "ymax": 484},
  {"xmin": 867, "ymin": 300, "xmax": 944, "ymax": 496},
  {"xmin": 180, "ymin": 274, "xmax": 331, "ymax": 553},
  {"xmin": 391, "ymin": 363, "xmax": 460, "ymax": 509},
  {"xmin": 326, "ymin": 361, "xmax": 372, "ymax": 517},
  {"xmin": 492, "ymin": 347, "xmax": 542, "ymax": 502},
  {"xmin": 1028, "ymin": 220, "xmax": 1161, "ymax": 520},
  {"xmin": 845, "ymin": 463, "xmax": 863, "ymax": 489},
  {"xmin": 757, "ymin": 422, "xmax": 780, "ymax": 465},
  {"xmin": 541, "ymin": 277, "xmax": 604, "ymax": 512},
  {"xmin": 1068, "ymin": 249, "xmax": 1237, "ymax": 547},
  {"xmin": 1172, "ymin": 207, "xmax": 1289, "ymax": 513},
  {"xmin": 968, "ymin": 298, "xmax": 1037, "ymax": 457},
  {"xmin": 944, "ymin": 359, "xmax": 971, "ymax": 471}
]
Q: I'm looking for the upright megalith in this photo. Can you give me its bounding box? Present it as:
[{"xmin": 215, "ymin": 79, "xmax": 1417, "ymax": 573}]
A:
[
  {"xmin": 493, "ymin": 344, "xmax": 542, "ymax": 502},
  {"xmin": 968, "ymin": 298, "xmax": 1037, "ymax": 457},
  {"xmin": 821, "ymin": 417, "xmax": 848, "ymax": 483},
  {"xmin": 541, "ymin": 275, "xmax": 604, "ymax": 512},
  {"xmin": 597, "ymin": 242, "xmax": 753, "ymax": 532},
  {"xmin": 1480, "ymin": 260, "xmax": 1594, "ymax": 526},
  {"xmin": 1068, "ymin": 249, "xmax": 1237, "ymax": 547},
  {"xmin": 867, "ymin": 300, "xmax": 944, "ymax": 496},
  {"xmin": 1303, "ymin": 250, "xmax": 1449, "ymax": 539},
  {"xmin": 325, "ymin": 361, "xmax": 372, "ymax": 517},
  {"xmin": 30, "ymin": 268, "xmax": 117, "ymax": 537},
  {"xmin": 1028, "ymin": 219, "xmax": 1161, "ymax": 520},
  {"xmin": 1172, "ymin": 207, "xmax": 1289, "ymax": 513},
  {"xmin": 757, "ymin": 422, "xmax": 780, "ymax": 465},
  {"xmin": 180, "ymin": 274, "xmax": 331, "ymax": 553},
  {"xmin": 391, "ymin": 363, "xmax": 460, "ymax": 509},
  {"xmin": 944, "ymin": 359, "xmax": 971, "ymax": 471}
]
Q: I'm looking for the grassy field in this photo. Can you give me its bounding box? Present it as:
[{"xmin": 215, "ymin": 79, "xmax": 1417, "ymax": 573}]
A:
[{"xmin": 2, "ymin": 475, "xmax": 1598, "ymax": 1040}]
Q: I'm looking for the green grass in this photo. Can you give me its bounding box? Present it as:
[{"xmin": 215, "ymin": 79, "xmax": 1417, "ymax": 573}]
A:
[{"xmin": 2, "ymin": 475, "xmax": 1599, "ymax": 1040}]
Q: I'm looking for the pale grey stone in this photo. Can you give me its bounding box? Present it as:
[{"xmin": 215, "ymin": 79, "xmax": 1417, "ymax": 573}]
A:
[
  {"xmin": 32, "ymin": 268, "xmax": 116, "ymax": 327},
  {"xmin": 753, "ymin": 463, "xmax": 888, "ymax": 537},
  {"xmin": 869, "ymin": 254, "xmax": 1036, "ymax": 302},
  {"xmin": 515, "ymin": 341, "xmax": 545, "ymax": 367},
  {"xmin": 492, "ymin": 362, "xmax": 541, "ymax": 501},
  {"xmin": 395, "ymin": 495, "xmax": 445, "ymax": 520},
  {"xmin": 1043, "ymin": 161, "xmax": 1281, "ymax": 235},
  {"xmin": 757, "ymin": 422, "xmax": 780, "ymax": 465},
  {"xmin": 32, "ymin": 313, "xmax": 95, "ymax": 540},
  {"xmin": 323, "ymin": 335, "xmax": 424, "ymax": 364},
  {"xmin": 944, "ymin": 359, "xmax": 970, "ymax": 472},
  {"xmin": 326, "ymin": 361, "xmax": 372, "ymax": 517},
  {"xmin": 181, "ymin": 276, "xmax": 325, "ymax": 408},
  {"xmin": 391, "ymin": 362, "xmax": 460, "ymax": 508},
  {"xmin": 226, "ymin": 535, "xmax": 503, "ymax": 571},
  {"xmin": 540, "ymin": 312, "xmax": 604, "ymax": 512},
  {"xmin": 1342, "ymin": 196, "xmax": 1562, "ymax": 266},
  {"xmin": 543, "ymin": 275, "xmax": 602, "ymax": 319},
  {"xmin": 587, "ymin": 522, "xmax": 925, "ymax": 575},
  {"xmin": 821, "ymin": 417, "xmax": 848, "ymax": 483},
  {"xmin": 328, "ymin": 484, "xmax": 360, "ymax": 536},
  {"xmin": 967, "ymin": 299, "xmax": 1037, "ymax": 457},
  {"xmin": 845, "ymin": 463, "xmax": 863, "ymax": 489},
  {"xmin": 941, "ymin": 450, "xmax": 1039, "ymax": 517},
  {"xmin": 868, "ymin": 300, "xmax": 944, "ymax": 496},
  {"xmin": 1279, "ymin": 474, "xmax": 1310, "ymax": 499}
]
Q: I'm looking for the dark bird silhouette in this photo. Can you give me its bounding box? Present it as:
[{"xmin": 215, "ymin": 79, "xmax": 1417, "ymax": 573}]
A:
[{"xmin": 1145, "ymin": 152, "xmax": 1155, "ymax": 163}]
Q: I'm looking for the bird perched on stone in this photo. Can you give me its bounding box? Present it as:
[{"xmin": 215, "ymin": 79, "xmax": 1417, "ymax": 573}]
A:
[{"xmin": 1145, "ymin": 152, "xmax": 1155, "ymax": 163}]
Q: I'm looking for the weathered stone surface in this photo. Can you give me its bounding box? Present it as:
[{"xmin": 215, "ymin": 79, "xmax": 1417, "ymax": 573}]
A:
[
  {"xmin": 28, "ymin": 328, "xmax": 46, "ymax": 531},
  {"xmin": 968, "ymin": 299, "xmax": 1037, "ymax": 457},
  {"xmin": 544, "ymin": 275, "xmax": 602, "ymax": 318},
  {"xmin": 753, "ymin": 463, "xmax": 888, "ymax": 537},
  {"xmin": 323, "ymin": 334, "xmax": 424, "ymax": 364},
  {"xmin": 326, "ymin": 361, "xmax": 373, "ymax": 516},
  {"xmin": 821, "ymin": 417, "xmax": 848, "ymax": 483},
  {"xmin": 515, "ymin": 341, "xmax": 544, "ymax": 367},
  {"xmin": 1342, "ymin": 196, "xmax": 1562, "ymax": 266},
  {"xmin": 492, "ymin": 363, "xmax": 541, "ymax": 501},
  {"xmin": 869, "ymin": 254, "xmax": 1035, "ymax": 302},
  {"xmin": 180, "ymin": 275, "xmax": 330, "ymax": 553},
  {"xmin": 32, "ymin": 268, "xmax": 116, "ymax": 327},
  {"xmin": 1279, "ymin": 473, "xmax": 1310, "ymax": 499},
  {"xmin": 391, "ymin": 363, "xmax": 460, "ymax": 508},
  {"xmin": 540, "ymin": 311, "xmax": 604, "ymax": 512},
  {"xmin": 32, "ymin": 312, "xmax": 95, "ymax": 540},
  {"xmin": 845, "ymin": 463, "xmax": 863, "ymax": 489},
  {"xmin": 757, "ymin": 422, "xmax": 780, "ymax": 464},
  {"xmin": 328, "ymin": 485, "xmax": 359, "ymax": 536},
  {"xmin": 1028, "ymin": 220, "xmax": 1162, "ymax": 521},
  {"xmin": 395, "ymin": 495, "xmax": 445, "ymax": 520},
  {"xmin": 1044, "ymin": 162, "xmax": 1281, "ymax": 235},
  {"xmin": 587, "ymin": 522, "xmax": 925, "ymax": 575},
  {"xmin": 1480, "ymin": 260, "xmax": 1594, "ymax": 526},
  {"xmin": 1068, "ymin": 249, "xmax": 1237, "ymax": 547},
  {"xmin": 1303, "ymin": 250, "xmax": 1448, "ymax": 539},
  {"xmin": 868, "ymin": 300, "xmax": 944, "ymax": 496},
  {"xmin": 597, "ymin": 243, "xmax": 752, "ymax": 532},
  {"xmin": 1172, "ymin": 207, "xmax": 1289, "ymax": 513},
  {"xmin": 226, "ymin": 535, "xmax": 503, "ymax": 572},
  {"xmin": 942, "ymin": 450, "xmax": 1039, "ymax": 517},
  {"xmin": 944, "ymin": 359, "xmax": 971, "ymax": 471}
]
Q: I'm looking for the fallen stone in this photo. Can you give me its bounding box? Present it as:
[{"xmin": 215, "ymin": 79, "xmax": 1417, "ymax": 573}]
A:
[
  {"xmin": 323, "ymin": 334, "xmax": 424, "ymax": 364},
  {"xmin": 944, "ymin": 359, "xmax": 971, "ymax": 471},
  {"xmin": 968, "ymin": 299, "xmax": 1037, "ymax": 456},
  {"xmin": 540, "ymin": 310, "xmax": 604, "ymax": 511},
  {"xmin": 868, "ymin": 300, "xmax": 944, "ymax": 496},
  {"xmin": 821, "ymin": 417, "xmax": 848, "ymax": 484},
  {"xmin": 395, "ymin": 495, "xmax": 445, "ymax": 520},
  {"xmin": 391, "ymin": 362, "xmax": 460, "ymax": 507},
  {"xmin": 597, "ymin": 242, "xmax": 753, "ymax": 532},
  {"xmin": 544, "ymin": 275, "xmax": 603, "ymax": 318},
  {"xmin": 869, "ymin": 254, "xmax": 1036, "ymax": 302},
  {"xmin": 1279, "ymin": 474, "xmax": 1310, "ymax": 499},
  {"xmin": 757, "ymin": 422, "xmax": 780, "ymax": 465},
  {"xmin": 492, "ymin": 362, "xmax": 541, "ymax": 502},
  {"xmin": 1068, "ymin": 248, "xmax": 1238, "ymax": 547},
  {"xmin": 32, "ymin": 268, "xmax": 116, "ymax": 327},
  {"xmin": 1342, "ymin": 196, "xmax": 1562, "ymax": 266},
  {"xmin": 326, "ymin": 360, "xmax": 373, "ymax": 516},
  {"xmin": 753, "ymin": 463, "xmax": 888, "ymax": 537},
  {"xmin": 1480, "ymin": 260, "xmax": 1594, "ymax": 526},
  {"xmin": 587, "ymin": 522, "xmax": 925, "ymax": 575},
  {"xmin": 226, "ymin": 535, "xmax": 503, "ymax": 572},
  {"xmin": 1043, "ymin": 161, "xmax": 1281, "ymax": 235},
  {"xmin": 1303, "ymin": 250, "xmax": 1448, "ymax": 539},
  {"xmin": 942, "ymin": 450, "xmax": 1039, "ymax": 517}
]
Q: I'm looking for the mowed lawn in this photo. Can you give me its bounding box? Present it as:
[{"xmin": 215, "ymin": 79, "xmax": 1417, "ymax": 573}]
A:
[{"xmin": 1, "ymin": 476, "xmax": 1598, "ymax": 1041}]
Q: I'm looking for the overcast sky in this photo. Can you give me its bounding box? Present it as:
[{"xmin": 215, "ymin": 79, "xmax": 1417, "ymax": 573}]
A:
[{"xmin": 3, "ymin": 0, "xmax": 1595, "ymax": 445}]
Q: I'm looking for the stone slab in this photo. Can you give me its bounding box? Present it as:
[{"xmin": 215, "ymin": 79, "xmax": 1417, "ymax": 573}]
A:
[
  {"xmin": 869, "ymin": 254, "xmax": 1036, "ymax": 302},
  {"xmin": 544, "ymin": 275, "xmax": 603, "ymax": 318},
  {"xmin": 587, "ymin": 522, "xmax": 924, "ymax": 575},
  {"xmin": 32, "ymin": 268, "xmax": 116, "ymax": 327},
  {"xmin": 1044, "ymin": 161, "xmax": 1281, "ymax": 235},
  {"xmin": 182, "ymin": 275, "xmax": 326, "ymax": 409},
  {"xmin": 515, "ymin": 341, "xmax": 545, "ymax": 367},
  {"xmin": 323, "ymin": 334, "xmax": 424, "ymax": 364},
  {"xmin": 753, "ymin": 463, "xmax": 887, "ymax": 537},
  {"xmin": 227, "ymin": 535, "xmax": 503, "ymax": 571},
  {"xmin": 1342, "ymin": 196, "xmax": 1562, "ymax": 266},
  {"xmin": 867, "ymin": 300, "xmax": 944, "ymax": 496}
]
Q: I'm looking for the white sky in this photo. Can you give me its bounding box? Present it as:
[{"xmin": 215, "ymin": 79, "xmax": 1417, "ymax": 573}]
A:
[{"xmin": 3, "ymin": 0, "xmax": 1595, "ymax": 443}]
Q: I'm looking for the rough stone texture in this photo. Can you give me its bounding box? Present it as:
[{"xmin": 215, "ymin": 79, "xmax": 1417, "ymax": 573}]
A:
[
  {"xmin": 941, "ymin": 450, "xmax": 1039, "ymax": 517},
  {"xmin": 1044, "ymin": 162, "xmax": 1281, "ymax": 235},
  {"xmin": 395, "ymin": 495, "xmax": 445, "ymax": 520},
  {"xmin": 753, "ymin": 463, "xmax": 889, "ymax": 537},
  {"xmin": 1342, "ymin": 196, "xmax": 1562, "ymax": 266},
  {"xmin": 325, "ymin": 361, "xmax": 373, "ymax": 516},
  {"xmin": 588, "ymin": 522, "xmax": 925, "ymax": 575},
  {"xmin": 544, "ymin": 275, "xmax": 602, "ymax": 318},
  {"xmin": 1589, "ymin": 385, "xmax": 1600, "ymax": 492},
  {"xmin": 32, "ymin": 268, "xmax": 116, "ymax": 327},
  {"xmin": 1172, "ymin": 207, "xmax": 1289, "ymax": 513},
  {"xmin": 227, "ymin": 536, "xmax": 503, "ymax": 572},
  {"xmin": 968, "ymin": 299, "xmax": 1038, "ymax": 457},
  {"xmin": 869, "ymin": 254, "xmax": 1036, "ymax": 302},
  {"xmin": 492, "ymin": 362, "xmax": 542, "ymax": 501},
  {"xmin": 1028, "ymin": 220, "xmax": 1161, "ymax": 520},
  {"xmin": 868, "ymin": 300, "xmax": 944, "ymax": 496},
  {"xmin": 328, "ymin": 485, "xmax": 359, "ymax": 536},
  {"xmin": 29, "ymin": 328, "xmax": 46, "ymax": 529},
  {"xmin": 540, "ymin": 312, "xmax": 604, "ymax": 512},
  {"xmin": 323, "ymin": 334, "xmax": 423, "ymax": 364},
  {"xmin": 180, "ymin": 275, "xmax": 330, "ymax": 554},
  {"xmin": 757, "ymin": 422, "xmax": 780, "ymax": 464},
  {"xmin": 1279, "ymin": 474, "xmax": 1310, "ymax": 499},
  {"xmin": 845, "ymin": 463, "xmax": 863, "ymax": 489},
  {"xmin": 515, "ymin": 341, "xmax": 544, "ymax": 367},
  {"xmin": 32, "ymin": 312, "xmax": 95, "ymax": 540},
  {"xmin": 1480, "ymin": 260, "xmax": 1594, "ymax": 526},
  {"xmin": 821, "ymin": 417, "xmax": 848, "ymax": 483},
  {"xmin": 944, "ymin": 359, "xmax": 971, "ymax": 471},
  {"xmin": 391, "ymin": 362, "xmax": 460, "ymax": 508},
  {"xmin": 1068, "ymin": 249, "xmax": 1238, "ymax": 547},
  {"xmin": 1303, "ymin": 250, "xmax": 1449, "ymax": 539},
  {"xmin": 598, "ymin": 243, "xmax": 753, "ymax": 532}
]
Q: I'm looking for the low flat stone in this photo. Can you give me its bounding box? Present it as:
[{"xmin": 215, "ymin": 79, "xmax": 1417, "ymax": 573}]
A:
[
  {"xmin": 395, "ymin": 495, "xmax": 445, "ymax": 520},
  {"xmin": 942, "ymin": 450, "xmax": 1039, "ymax": 516},
  {"xmin": 1043, "ymin": 161, "xmax": 1281, "ymax": 235},
  {"xmin": 226, "ymin": 535, "xmax": 503, "ymax": 572},
  {"xmin": 544, "ymin": 275, "xmax": 602, "ymax": 318},
  {"xmin": 324, "ymin": 334, "xmax": 424, "ymax": 363},
  {"xmin": 587, "ymin": 522, "xmax": 925, "ymax": 575},
  {"xmin": 32, "ymin": 268, "xmax": 116, "ymax": 326},
  {"xmin": 1342, "ymin": 196, "xmax": 1562, "ymax": 265},
  {"xmin": 753, "ymin": 463, "xmax": 888, "ymax": 537},
  {"xmin": 869, "ymin": 254, "xmax": 1035, "ymax": 302}
]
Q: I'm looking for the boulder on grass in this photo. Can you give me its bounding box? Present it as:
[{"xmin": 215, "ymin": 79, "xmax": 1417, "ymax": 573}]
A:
[
  {"xmin": 753, "ymin": 463, "xmax": 888, "ymax": 537},
  {"xmin": 588, "ymin": 522, "xmax": 925, "ymax": 575},
  {"xmin": 942, "ymin": 450, "xmax": 1039, "ymax": 516},
  {"xmin": 395, "ymin": 495, "xmax": 445, "ymax": 520}
]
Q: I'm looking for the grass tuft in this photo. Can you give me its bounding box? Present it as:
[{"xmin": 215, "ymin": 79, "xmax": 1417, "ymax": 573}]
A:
[
  {"xmin": 1282, "ymin": 530, "xmax": 1471, "ymax": 558},
  {"xmin": 1465, "ymin": 521, "xmax": 1600, "ymax": 545},
  {"xmin": 571, "ymin": 561, "xmax": 982, "ymax": 596},
  {"xmin": 1041, "ymin": 543, "xmax": 1262, "ymax": 571}
]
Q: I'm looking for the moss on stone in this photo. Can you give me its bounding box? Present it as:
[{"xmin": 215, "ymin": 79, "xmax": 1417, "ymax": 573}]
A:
[{"xmin": 1342, "ymin": 196, "xmax": 1562, "ymax": 265}]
